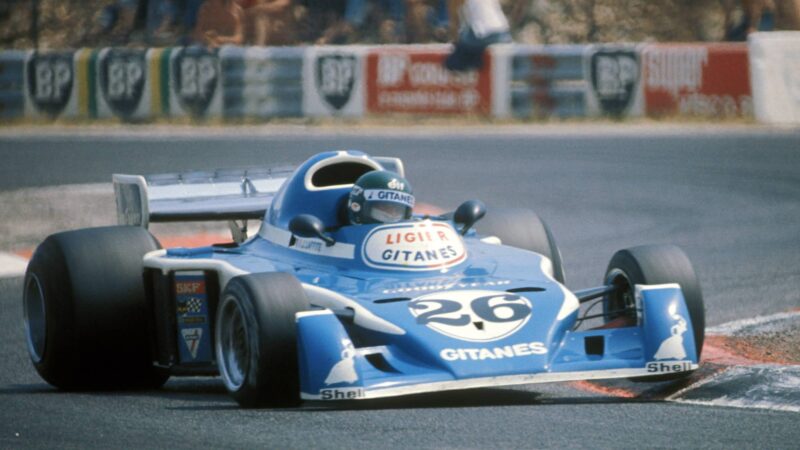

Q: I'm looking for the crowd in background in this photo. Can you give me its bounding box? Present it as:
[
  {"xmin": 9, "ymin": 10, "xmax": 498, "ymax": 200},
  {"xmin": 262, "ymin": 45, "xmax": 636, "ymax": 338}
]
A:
[
  {"xmin": 1, "ymin": 0, "xmax": 798, "ymax": 50},
  {"xmin": 92, "ymin": 0, "xmax": 504, "ymax": 47}
]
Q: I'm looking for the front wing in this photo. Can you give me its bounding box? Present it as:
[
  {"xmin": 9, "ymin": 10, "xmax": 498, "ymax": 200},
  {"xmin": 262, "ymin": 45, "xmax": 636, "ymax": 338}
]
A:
[{"xmin": 296, "ymin": 284, "xmax": 699, "ymax": 401}]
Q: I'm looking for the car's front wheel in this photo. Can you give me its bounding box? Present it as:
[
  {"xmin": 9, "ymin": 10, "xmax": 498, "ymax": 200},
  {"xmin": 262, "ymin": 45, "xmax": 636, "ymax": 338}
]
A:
[
  {"xmin": 216, "ymin": 272, "xmax": 310, "ymax": 407},
  {"xmin": 603, "ymin": 244, "xmax": 705, "ymax": 381}
]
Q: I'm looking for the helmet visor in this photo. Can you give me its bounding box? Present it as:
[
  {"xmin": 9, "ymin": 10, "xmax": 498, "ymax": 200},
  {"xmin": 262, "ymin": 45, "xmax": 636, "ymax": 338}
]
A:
[{"xmin": 368, "ymin": 201, "xmax": 408, "ymax": 223}]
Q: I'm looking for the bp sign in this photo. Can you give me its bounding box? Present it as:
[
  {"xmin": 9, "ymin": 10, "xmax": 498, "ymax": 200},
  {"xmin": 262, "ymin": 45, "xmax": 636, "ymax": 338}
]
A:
[
  {"xmin": 26, "ymin": 52, "xmax": 74, "ymax": 117},
  {"xmin": 171, "ymin": 47, "xmax": 219, "ymax": 117},
  {"xmin": 99, "ymin": 49, "xmax": 147, "ymax": 119}
]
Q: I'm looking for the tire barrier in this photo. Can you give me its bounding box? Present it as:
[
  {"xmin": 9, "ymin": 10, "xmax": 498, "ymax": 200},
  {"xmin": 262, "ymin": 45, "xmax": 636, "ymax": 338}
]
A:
[
  {"xmin": 0, "ymin": 42, "xmax": 762, "ymax": 122},
  {"xmin": 749, "ymin": 32, "xmax": 800, "ymax": 125}
]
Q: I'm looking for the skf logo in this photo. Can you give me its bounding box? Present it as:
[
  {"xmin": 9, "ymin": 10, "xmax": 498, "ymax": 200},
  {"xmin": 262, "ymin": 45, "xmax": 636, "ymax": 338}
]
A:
[
  {"xmin": 176, "ymin": 281, "xmax": 205, "ymax": 295},
  {"xmin": 387, "ymin": 178, "xmax": 404, "ymax": 190}
]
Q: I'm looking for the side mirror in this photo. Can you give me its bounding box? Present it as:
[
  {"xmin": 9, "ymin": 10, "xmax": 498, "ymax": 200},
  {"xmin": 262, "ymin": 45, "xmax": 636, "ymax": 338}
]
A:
[
  {"xmin": 453, "ymin": 200, "xmax": 486, "ymax": 236},
  {"xmin": 289, "ymin": 214, "xmax": 335, "ymax": 246}
]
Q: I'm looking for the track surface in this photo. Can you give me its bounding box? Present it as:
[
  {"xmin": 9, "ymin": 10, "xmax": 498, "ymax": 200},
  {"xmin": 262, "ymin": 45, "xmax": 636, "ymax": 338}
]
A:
[{"xmin": 1, "ymin": 127, "xmax": 799, "ymax": 448}]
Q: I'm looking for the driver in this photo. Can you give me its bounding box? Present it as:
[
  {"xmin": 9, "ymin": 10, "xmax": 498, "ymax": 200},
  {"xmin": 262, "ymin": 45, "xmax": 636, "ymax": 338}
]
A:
[{"xmin": 347, "ymin": 171, "xmax": 415, "ymax": 224}]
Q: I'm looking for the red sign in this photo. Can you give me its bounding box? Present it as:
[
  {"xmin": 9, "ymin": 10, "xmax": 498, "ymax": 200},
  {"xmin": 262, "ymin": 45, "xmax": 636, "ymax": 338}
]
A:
[
  {"xmin": 365, "ymin": 49, "xmax": 492, "ymax": 115},
  {"xmin": 175, "ymin": 280, "xmax": 206, "ymax": 295},
  {"xmin": 642, "ymin": 43, "xmax": 752, "ymax": 117}
]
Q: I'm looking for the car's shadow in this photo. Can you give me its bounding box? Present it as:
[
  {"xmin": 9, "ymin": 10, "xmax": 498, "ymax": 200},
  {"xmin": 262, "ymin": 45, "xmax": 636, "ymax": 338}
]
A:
[{"xmin": 1, "ymin": 378, "xmax": 657, "ymax": 412}]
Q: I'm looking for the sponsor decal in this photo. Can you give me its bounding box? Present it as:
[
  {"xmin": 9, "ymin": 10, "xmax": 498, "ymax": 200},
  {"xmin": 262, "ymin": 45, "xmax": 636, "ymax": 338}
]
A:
[
  {"xmin": 381, "ymin": 279, "xmax": 511, "ymax": 295},
  {"xmin": 324, "ymin": 340, "xmax": 358, "ymax": 385},
  {"xmin": 26, "ymin": 52, "xmax": 74, "ymax": 116},
  {"xmin": 366, "ymin": 50, "xmax": 492, "ymax": 114},
  {"xmin": 441, "ymin": 342, "xmax": 548, "ymax": 361},
  {"xmin": 645, "ymin": 303, "xmax": 693, "ymax": 374},
  {"xmin": 645, "ymin": 46, "xmax": 708, "ymax": 96},
  {"xmin": 654, "ymin": 303, "xmax": 688, "ymax": 361},
  {"xmin": 174, "ymin": 273, "xmax": 212, "ymax": 363},
  {"xmin": 646, "ymin": 360, "xmax": 693, "ymax": 374},
  {"xmin": 409, "ymin": 290, "xmax": 532, "ymax": 342},
  {"xmin": 387, "ymin": 178, "xmax": 404, "ymax": 190},
  {"xmin": 643, "ymin": 44, "xmax": 751, "ymax": 117},
  {"xmin": 181, "ymin": 328, "xmax": 203, "ymax": 359},
  {"xmin": 171, "ymin": 47, "xmax": 218, "ymax": 117},
  {"xmin": 316, "ymin": 54, "xmax": 357, "ymax": 110},
  {"xmin": 292, "ymin": 237, "xmax": 324, "ymax": 254},
  {"xmin": 321, "ymin": 388, "xmax": 365, "ymax": 400},
  {"xmin": 590, "ymin": 49, "xmax": 639, "ymax": 116},
  {"xmin": 99, "ymin": 48, "xmax": 147, "ymax": 118},
  {"xmin": 176, "ymin": 297, "xmax": 204, "ymax": 315},
  {"xmin": 362, "ymin": 221, "xmax": 466, "ymax": 271},
  {"xmin": 176, "ymin": 280, "xmax": 206, "ymax": 295},
  {"xmin": 364, "ymin": 189, "xmax": 415, "ymax": 207}
]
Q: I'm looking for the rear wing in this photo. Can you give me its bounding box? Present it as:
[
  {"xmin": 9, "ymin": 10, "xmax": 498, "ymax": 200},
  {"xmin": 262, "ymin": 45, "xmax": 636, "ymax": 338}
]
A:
[
  {"xmin": 113, "ymin": 167, "xmax": 293, "ymax": 228},
  {"xmin": 112, "ymin": 156, "xmax": 404, "ymax": 228}
]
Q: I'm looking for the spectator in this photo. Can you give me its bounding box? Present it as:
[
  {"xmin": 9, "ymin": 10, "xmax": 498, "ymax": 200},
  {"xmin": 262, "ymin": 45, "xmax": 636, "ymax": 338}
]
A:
[
  {"xmin": 242, "ymin": 0, "xmax": 297, "ymax": 46},
  {"xmin": 444, "ymin": 0, "xmax": 511, "ymax": 71},
  {"xmin": 406, "ymin": 0, "xmax": 449, "ymax": 42},
  {"xmin": 299, "ymin": 0, "xmax": 346, "ymax": 43},
  {"xmin": 95, "ymin": 0, "xmax": 141, "ymax": 44},
  {"xmin": 193, "ymin": 0, "xmax": 245, "ymax": 46},
  {"xmin": 743, "ymin": 0, "xmax": 776, "ymax": 34},
  {"xmin": 317, "ymin": 0, "xmax": 406, "ymax": 44}
]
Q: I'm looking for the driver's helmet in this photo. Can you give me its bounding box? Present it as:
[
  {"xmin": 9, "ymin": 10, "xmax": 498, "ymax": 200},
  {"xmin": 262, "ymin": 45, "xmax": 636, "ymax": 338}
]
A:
[{"xmin": 348, "ymin": 170, "xmax": 414, "ymax": 224}]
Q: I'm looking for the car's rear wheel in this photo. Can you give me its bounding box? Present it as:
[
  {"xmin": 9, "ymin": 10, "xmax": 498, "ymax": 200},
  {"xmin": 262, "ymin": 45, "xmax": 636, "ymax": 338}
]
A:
[
  {"xmin": 216, "ymin": 272, "xmax": 310, "ymax": 407},
  {"xmin": 603, "ymin": 244, "xmax": 705, "ymax": 381},
  {"xmin": 23, "ymin": 226, "xmax": 168, "ymax": 389},
  {"xmin": 475, "ymin": 207, "xmax": 565, "ymax": 283}
]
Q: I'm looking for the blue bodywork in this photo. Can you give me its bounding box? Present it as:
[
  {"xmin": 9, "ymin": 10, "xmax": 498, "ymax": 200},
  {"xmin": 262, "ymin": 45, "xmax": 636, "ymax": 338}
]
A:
[{"xmin": 151, "ymin": 151, "xmax": 699, "ymax": 400}]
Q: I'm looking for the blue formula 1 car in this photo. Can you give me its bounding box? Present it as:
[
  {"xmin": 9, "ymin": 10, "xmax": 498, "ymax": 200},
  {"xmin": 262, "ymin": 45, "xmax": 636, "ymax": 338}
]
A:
[{"xmin": 23, "ymin": 151, "xmax": 705, "ymax": 407}]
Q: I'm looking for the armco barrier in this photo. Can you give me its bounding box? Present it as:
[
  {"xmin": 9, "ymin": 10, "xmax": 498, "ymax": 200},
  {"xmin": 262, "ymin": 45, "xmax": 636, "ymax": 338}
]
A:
[
  {"xmin": 0, "ymin": 42, "xmax": 771, "ymax": 122},
  {"xmin": 0, "ymin": 51, "xmax": 25, "ymax": 120},
  {"xmin": 749, "ymin": 32, "xmax": 800, "ymax": 125},
  {"xmin": 641, "ymin": 43, "xmax": 752, "ymax": 117},
  {"xmin": 509, "ymin": 45, "xmax": 588, "ymax": 118},
  {"xmin": 223, "ymin": 46, "xmax": 304, "ymax": 118}
]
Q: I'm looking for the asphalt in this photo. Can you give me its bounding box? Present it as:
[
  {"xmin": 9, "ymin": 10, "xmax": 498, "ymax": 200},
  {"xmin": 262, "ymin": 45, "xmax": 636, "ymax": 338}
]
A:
[{"xmin": 0, "ymin": 127, "xmax": 799, "ymax": 448}]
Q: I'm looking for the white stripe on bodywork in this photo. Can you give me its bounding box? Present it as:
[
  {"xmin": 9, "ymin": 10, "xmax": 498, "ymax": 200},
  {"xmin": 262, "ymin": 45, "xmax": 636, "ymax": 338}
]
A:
[
  {"xmin": 295, "ymin": 309, "xmax": 335, "ymax": 321},
  {"xmin": 0, "ymin": 252, "xmax": 29, "ymax": 279},
  {"xmin": 143, "ymin": 249, "xmax": 248, "ymax": 288},
  {"xmin": 635, "ymin": 283, "xmax": 681, "ymax": 293},
  {"xmin": 259, "ymin": 223, "xmax": 355, "ymax": 259},
  {"xmin": 301, "ymin": 364, "xmax": 699, "ymax": 400},
  {"xmin": 301, "ymin": 283, "xmax": 405, "ymax": 335}
]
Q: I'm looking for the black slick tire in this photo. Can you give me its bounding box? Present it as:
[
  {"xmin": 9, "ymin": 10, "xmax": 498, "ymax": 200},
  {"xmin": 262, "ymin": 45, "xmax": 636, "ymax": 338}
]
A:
[
  {"xmin": 604, "ymin": 244, "xmax": 705, "ymax": 380},
  {"xmin": 23, "ymin": 226, "xmax": 168, "ymax": 390},
  {"xmin": 216, "ymin": 272, "xmax": 310, "ymax": 408},
  {"xmin": 475, "ymin": 207, "xmax": 565, "ymax": 284}
]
